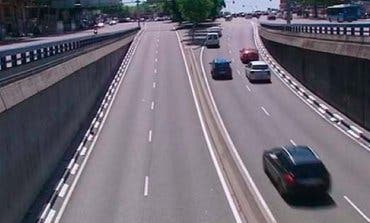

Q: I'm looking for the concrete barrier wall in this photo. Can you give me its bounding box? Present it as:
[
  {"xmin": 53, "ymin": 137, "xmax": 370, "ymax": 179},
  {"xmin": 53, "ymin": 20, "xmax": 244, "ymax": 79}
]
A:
[
  {"xmin": 0, "ymin": 33, "xmax": 135, "ymax": 223},
  {"xmin": 260, "ymin": 35, "xmax": 370, "ymax": 130}
]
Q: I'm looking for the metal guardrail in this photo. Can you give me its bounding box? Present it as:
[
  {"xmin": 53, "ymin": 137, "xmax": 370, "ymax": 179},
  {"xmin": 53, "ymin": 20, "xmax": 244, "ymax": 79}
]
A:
[
  {"xmin": 261, "ymin": 23, "xmax": 370, "ymax": 37},
  {"xmin": 0, "ymin": 27, "xmax": 140, "ymax": 72}
]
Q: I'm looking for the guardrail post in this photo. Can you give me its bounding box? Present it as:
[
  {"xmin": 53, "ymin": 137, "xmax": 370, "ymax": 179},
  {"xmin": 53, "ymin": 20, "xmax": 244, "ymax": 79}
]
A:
[
  {"xmin": 351, "ymin": 27, "xmax": 355, "ymax": 36},
  {"xmin": 11, "ymin": 55, "xmax": 16, "ymax": 68},
  {"xmin": 0, "ymin": 56, "xmax": 5, "ymax": 70}
]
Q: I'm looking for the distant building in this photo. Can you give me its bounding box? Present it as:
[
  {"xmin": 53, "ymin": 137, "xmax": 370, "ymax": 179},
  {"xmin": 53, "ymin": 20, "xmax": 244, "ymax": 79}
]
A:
[{"xmin": 51, "ymin": 0, "xmax": 121, "ymax": 9}]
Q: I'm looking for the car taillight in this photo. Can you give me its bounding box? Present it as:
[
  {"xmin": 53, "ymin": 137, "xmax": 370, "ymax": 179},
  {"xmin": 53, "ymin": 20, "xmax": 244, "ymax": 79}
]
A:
[{"xmin": 283, "ymin": 173, "xmax": 295, "ymax": 186}]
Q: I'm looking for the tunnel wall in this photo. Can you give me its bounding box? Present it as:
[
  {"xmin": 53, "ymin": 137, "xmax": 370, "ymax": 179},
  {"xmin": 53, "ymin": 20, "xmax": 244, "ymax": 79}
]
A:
[
  {"xmin": 261, "ymin": 36, "xmax": 370, "ymax": 130},
  {"xmin": 0, "ymin": 35, "xmax": 133, "ymax": 223}
]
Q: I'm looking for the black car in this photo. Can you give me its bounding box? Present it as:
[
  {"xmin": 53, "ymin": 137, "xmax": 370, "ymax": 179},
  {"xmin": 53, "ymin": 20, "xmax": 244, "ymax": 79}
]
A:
[{"xmin": 263, "ymin": 145, "xmax": 331, "ymax": 198}]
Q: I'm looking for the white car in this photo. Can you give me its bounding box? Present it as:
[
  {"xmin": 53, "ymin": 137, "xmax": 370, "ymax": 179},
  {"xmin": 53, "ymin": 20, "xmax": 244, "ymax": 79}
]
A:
[
  {"xmin": 97, "ymin": 22, "xmax": 105, "ymax": 28},
  {"xmin": 245, "ymin": 61, "xmax": 271, "ymax": 82},
  {"xmin": 208, "ymin": 26, "xmax": 222, "ymax": 37},
  {"xmin": 204, "ymin": 32, "xmax": 220, "ymax": 48},
  {"xmin": 109, "ymin": 20, "xmax": 117, "ymax": 25}
]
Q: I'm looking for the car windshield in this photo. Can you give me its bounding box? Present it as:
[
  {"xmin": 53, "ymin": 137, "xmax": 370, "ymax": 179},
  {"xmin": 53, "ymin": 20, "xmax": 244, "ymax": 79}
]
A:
[
  {"xmin": 252, "ymin": 65, "xmax": 268, "ymax": 69},
  {"xmin": 292, "ymin": 163, "xmax": 327, "ymax": 178}
]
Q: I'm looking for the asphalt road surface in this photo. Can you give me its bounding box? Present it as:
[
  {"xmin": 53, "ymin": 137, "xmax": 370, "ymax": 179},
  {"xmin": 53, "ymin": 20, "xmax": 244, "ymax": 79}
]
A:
[
  {"xmin": 199, "ymin": 18, "xmax": 370, "ymax": 223},
  {"xmin": 0, "ymin": 22, "xmax": 139, "ymax": 51},
  {"xmin": 58, "ymin": 22, "xmax": 234, "ymax": 223}
]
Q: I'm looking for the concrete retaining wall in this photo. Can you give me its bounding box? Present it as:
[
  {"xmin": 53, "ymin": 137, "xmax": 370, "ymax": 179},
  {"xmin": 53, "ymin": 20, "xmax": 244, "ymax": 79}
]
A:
[
  {"xmin": 0, "ymin": 32, "xmax": 136, "ymax": 223},
  {"xmin": 260, "ymin": 30, "xmax": 370, "ymax": 130}
]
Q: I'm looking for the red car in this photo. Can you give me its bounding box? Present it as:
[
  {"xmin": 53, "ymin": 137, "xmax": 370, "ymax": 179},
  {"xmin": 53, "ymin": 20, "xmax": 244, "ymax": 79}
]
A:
[{"xmin": 239, "ymin": 48, "xmax": 259, "ymax": 64}]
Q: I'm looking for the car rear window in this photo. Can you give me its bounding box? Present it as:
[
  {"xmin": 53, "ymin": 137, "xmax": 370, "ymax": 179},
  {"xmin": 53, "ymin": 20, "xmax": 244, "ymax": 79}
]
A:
[
  {"xmin": 292, "ymin": 163, "xmax": 327, "ymax": 178},
  {"xmin": 252, "ymin": 65, "xmax": 268, "ymax": 70},
  {"xmin": 215, "ymin": 63, "xmax": 230, "ymax": 69}
]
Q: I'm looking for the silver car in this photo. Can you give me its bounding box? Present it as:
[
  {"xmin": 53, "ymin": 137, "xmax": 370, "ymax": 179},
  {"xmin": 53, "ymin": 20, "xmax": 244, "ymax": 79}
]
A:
[{"xmin": 245, "ymin": 61, "xmax": 271, "ymax": 82}]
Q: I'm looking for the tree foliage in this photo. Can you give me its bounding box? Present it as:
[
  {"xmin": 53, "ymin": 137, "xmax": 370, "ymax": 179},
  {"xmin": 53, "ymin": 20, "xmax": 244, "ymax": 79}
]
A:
[{"xmin": 177, "ymin": 0, "xmax": 221, "ymax": 23}]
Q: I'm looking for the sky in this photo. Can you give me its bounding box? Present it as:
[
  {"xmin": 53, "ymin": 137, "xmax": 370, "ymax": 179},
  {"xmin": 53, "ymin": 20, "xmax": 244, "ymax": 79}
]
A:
[{"xmin": 121, "ymin": 0, "xmax": 280, "ymax": 12}]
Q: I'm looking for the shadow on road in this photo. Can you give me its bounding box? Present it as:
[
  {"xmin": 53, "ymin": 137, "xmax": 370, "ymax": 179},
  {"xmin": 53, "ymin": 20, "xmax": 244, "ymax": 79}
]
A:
[{"xmin": 286, "ymin": 193, "xmax": 336, "ymax": 209}]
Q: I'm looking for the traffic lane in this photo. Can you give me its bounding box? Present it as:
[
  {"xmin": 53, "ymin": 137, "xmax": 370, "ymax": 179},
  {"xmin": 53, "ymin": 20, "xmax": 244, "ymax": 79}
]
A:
[
  {"xmin": 0, "ymin": 22, "xmax": 138, "ymax": 51},
  {"xmin": 59, "ymin": 28, "xmax": 158, "ymax": 223},
  {"xmin": 203, "ymin": 19, "xmax": 370, "ymax": 222},
  {"xmin": 221, "ymin": 19, "xmax": 370, "ymax": 217},
  {"xmin": 202, "ymin": 48, "xmax": 362, "ymax": 223},
  {"xmin": 139, "ymin": 23, "xmax": 234, "ymax": 222}
]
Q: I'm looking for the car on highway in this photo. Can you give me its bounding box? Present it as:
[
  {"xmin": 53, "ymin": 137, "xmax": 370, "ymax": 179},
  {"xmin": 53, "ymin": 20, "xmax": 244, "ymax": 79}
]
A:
[
  {"xmin": 225, "ymin": 15, "xmax": 233, "ymax": 21},
  {"xmin": 210, "ymin": 58, "xmax": 232, "ymax": 80},
  {"xmin": 96, "ymin": 22, "xmax": 105, "ymax": 28},
  {"xmin": 239, "ymin": 48, "xmax": 259, "ymax": 64},
  {"xmin": 208, "ymin": 26, "xmax": 222, "ymax": 37},
  {"xmin": 263, "ymin": 145, "xmax": 331, "ymax": 198},
  {"xmin": 109, "ymin": 20, "xmax": 117, "ymax": 25},
  {"xmin": 204, "ymin": 32, "xmax": 220, "ymax": 48},
  {"xmin": 245, "ymin": 13, "xmax": 253, "ymax": 19},
  {"xmin": 245, "ymin": 61, "xmax": 271, "ymax": 82}
]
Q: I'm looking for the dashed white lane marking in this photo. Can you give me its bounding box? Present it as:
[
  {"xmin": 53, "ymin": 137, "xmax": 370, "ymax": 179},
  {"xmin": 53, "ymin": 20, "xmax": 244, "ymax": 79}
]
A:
[
  {"xmin": 347, "ymin": 129, "xmax": 360, "ymax": 138},
  {"xmin": 290, "ymin": 139, "xmax": 297, "ymax": 146},
  {"xmin": 58, "ymin": 184, "xmax": 69, "ymax": 198},
  {"xmin": 144, "ymin": 176, "xmax": 149, "ymax": 197},
  {"xmin": 70, "ymin": 163, "xmax": 79, "ymax": 175},
  {"xmin": 245, "ymin": 85, "xmax": 251, "ymax": 92},
  {"xmin": 318, "ymin": 108, "xmax": 326, "ymax": 114},
  {"xmin": 229, "ymin": 50, "xmax": 232, "ymax": 54},
  {"xmin": 80, "ymin": 146, "xmax": 87, "ymax": 156},
  {"xmin": 151, "ymin": 101, "xmax": 155, "ymax": 110},
  {"xmin": 261, "ymin": 106, "xmax": 271, "ymax": 116},
  {"xmin": 153, "ymin": 82, "xmax": 156, "ymax": 88},
  {"xmin": 155, "ymin": 58, "xmax": 158, "ymax": 62},
  {"xmin": 154, "ymin": 69, "xmax": 157, "ymax": 74},
  {"xmin": 344, "ymin": 195, "xmax": 370, "ymax": 222},
  {"xmin": 45, "ymin": 209, "xmax": 56, "ymax": 223},
  {"xmin": 156, "ymin": 50, "xmax": 158, "ymax": 54},
  {"xmin": 148, "ymin": 130, "xmax": 152, "ymax": 142},
  {"xmin": 237, "ymin": 70, "xmax": 241, "ymax": 75},
  {"xmin": 87, "ymin": 134, "xmax": 93, "ymax": 141}
]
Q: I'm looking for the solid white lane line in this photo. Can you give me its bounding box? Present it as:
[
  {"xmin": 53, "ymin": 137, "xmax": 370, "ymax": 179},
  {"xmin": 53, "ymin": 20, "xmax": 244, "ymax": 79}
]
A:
[
  {"xmin": 144, "ymin": 176, "xmax": 149, "ymax": 197},
  {"xmin": 290, "ymin": 139, "xmax": 297, "ymax": 146},
  {"xmin": 58, "ymin": 184, "xmax": 69, "ymax": 198},
  {"xmin": 261, "ymin": 106, "xmax": 271, "ymax": 116},
  {"xmin": 175, "ymin": 31, "xmax": 243, "ymax": 223},
  {"xmin": 70, "ymin": 164, "xmax": 79, "ymax": 175},
  {"xmin": 151, "ymin": 101, "xmax": 155, "ymax": 110},
  {"xmin": 148, "ymin": 130, "xmax": 152, "ymax": 142},
  {"xmin": 199, "ymin": 46, "xmax": 276, "ymax": 223},
  {"xmin": 344, "ymin": 196, "xmax": 370, "ymax": 222},
  {"xmin": 245, "ymin": 85, "xmax": 251, "ymax": 92},
  {"xmin": 55, "ymin": 27, "xmax": 146, "ymax": 223},
  {"xmin": 45, "ymin": 209, "xmax": 56, "ymax": 223},
  {"xmin": 153, "ymin": 82, "xmax": 156, "ymax": 88}
]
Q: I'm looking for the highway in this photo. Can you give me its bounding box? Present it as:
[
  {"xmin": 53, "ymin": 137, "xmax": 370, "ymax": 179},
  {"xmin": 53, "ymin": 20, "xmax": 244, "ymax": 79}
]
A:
[
  {"xmin": 196, "ymin": 18, "xmax": 370, "ymax": 223},
  {"xmin": 0, "ymin": 22, "xmax": 138, "ymax": 51},
  {"xmin": 57, "ymin": 22, "xmax": 234, "ymax": 222}
]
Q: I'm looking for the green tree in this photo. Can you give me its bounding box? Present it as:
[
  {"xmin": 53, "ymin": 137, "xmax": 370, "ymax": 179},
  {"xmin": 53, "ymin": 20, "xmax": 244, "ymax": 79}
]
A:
[
  {"xmin": 177, "ymin": 0, "xmax": 214, "ymax": 24},
  {"xmin": 209, "ymin": 0, "xmax": 226, "ymax": 19}
]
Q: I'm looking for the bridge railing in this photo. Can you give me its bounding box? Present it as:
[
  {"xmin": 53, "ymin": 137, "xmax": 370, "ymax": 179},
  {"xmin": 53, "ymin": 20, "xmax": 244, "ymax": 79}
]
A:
[
  {"xmin": 0, "ymin": 27, "xmax": 140, "ymax": 72},
  {"xmin": 260, "ymin": 23, "xmax": 370, "ymax": 37}
]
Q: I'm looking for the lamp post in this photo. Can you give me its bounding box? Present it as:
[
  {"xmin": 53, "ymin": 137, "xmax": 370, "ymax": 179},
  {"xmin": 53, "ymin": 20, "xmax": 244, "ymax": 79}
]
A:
[
  {"xmin": 136, "ymin": 0, "xmax": 141, "ymax": 28},
  {"xmin": 286, "ymin": 0, "xmax": 292, "ymax": 24}
]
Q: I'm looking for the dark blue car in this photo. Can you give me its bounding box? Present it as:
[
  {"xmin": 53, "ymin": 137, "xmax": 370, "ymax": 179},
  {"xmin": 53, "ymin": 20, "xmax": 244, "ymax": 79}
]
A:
[{"xmin": 210, "ymin": 58, "xmax": 232, "ymax": 80}]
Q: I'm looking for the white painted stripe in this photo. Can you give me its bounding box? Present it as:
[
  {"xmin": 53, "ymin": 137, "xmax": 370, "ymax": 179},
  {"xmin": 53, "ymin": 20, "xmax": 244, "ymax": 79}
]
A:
[
  {"xmin": 70, "ymin": 163, "xmax": 79, "ymax": 175},
  {"xmin": 229, "ymin": 50, "xmax": 232, "ymax": 54},
  {"xmin": 55, "ymin": 178, "xmax": 64, "ymax": 191},
  {"xmin": 347, "ymin": 129, "xmax": 360, "ymax": 138},
  {"xmin": 80, "ymin": 146, "xmax": 87, "ymax": 156},
  {"xmin": 237, "ymin": 70, "xmax": 241, "ymax": 75},
  {"xmin": 261, "ymin": 106, "xmax": 271, "ymax": 116},
  {"xmin": 245, "ymin": 85, "xmax": 251, "ymax": 92},
  {"xmin": 99, "ymin": 112, "xmax": 104, "ymax": 118},
  {"xmin": 148, "ymin": 130, "xmax": 152, "ymax": 142},
  {"xmin": 319, "ymin": 103, "xmax": 328, "ymax": 110},
  {"xmin": 155, "ymin": 58, "xmax": 158, "ymax": 62},
  {"xmin": 176, "ymin": 32, "xmax": 244, "ymax": 223},
  {"xmin": 309, "ymin": 95, "xmax": 316, "ymax": 101},
  {"xmin": 154, "ymin": 69, "xmax": 157, "ymax": 74},
  {"xmin": 151, "ymin": 101, "xmax": 155, "ymax": 110},
  {"xmin": 144, "ymin": 176, "xmax": 149, "ymax": 196},
  {"xmin": 87, "ymin": 134, "xmax": 93, "ymax": 141},
  {"xmin": 290, "ymin": 139, "xmax": 297, "ymax": 146},
  {"xmin": 318, "ymin": 108, "xmax": 326, "ymax": 114},
  {"xmin": 156, "ymin": 50, "xmax": 158, "ymax": 54},
  {"xmin": 344, "ymin": 196, "xmax": 370, "ymax": 222},
  {"xmin": 67, "ymin": 158, "xmax": 75, "ymax": 169},
  {"xmin": 333, "ymin": 113, "xmax": 343, "ymax": 121},
  {"xmin": 350, "ymin": 125, "xmax": 363, "ymax": 134},
  {"xmin": 94, "ymin": 121, "xmax": 100, "ymax": 129},
  {"xmin": 153, "ymin": 82, "xmax": 156, "ymax": 88},
  {"xmin": 45, "ymin": 209, "xmax": 56, "ymax": 223},
  {"xmin": 307, "ymin": 99, "xmax": 314, "ymax": 105},
  {"xmin": 40, "ymin": 203, "xmax": 51, "ymax": 219},
  {"xmin": 58, "ymin": 184, "xmax": 69, "ymax": 198}
]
